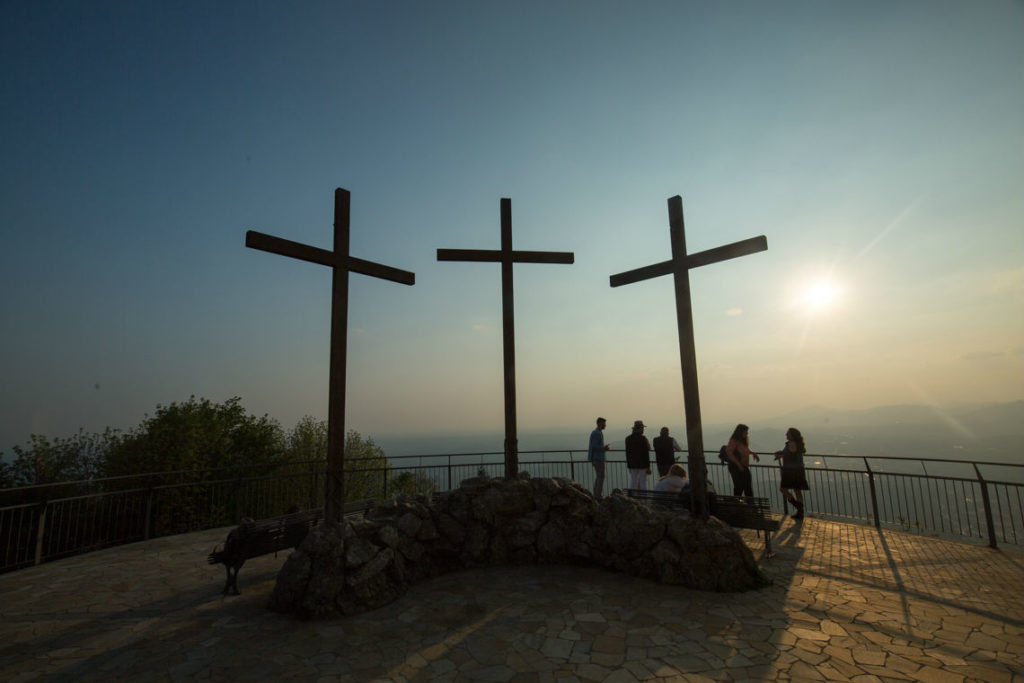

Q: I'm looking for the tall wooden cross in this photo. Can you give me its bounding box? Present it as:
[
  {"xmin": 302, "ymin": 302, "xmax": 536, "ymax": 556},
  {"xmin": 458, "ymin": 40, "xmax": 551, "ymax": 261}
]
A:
[
  {"xmin": 245, "ymin": 188, "xmax": 415, "ymax": 523},
  {"xmin": 438, "ymin": 198, "xmax": 574, "ymax": 479},
  {"xmin": 610, "ymin": 196, "xmax": 767, "ymax": 518}
]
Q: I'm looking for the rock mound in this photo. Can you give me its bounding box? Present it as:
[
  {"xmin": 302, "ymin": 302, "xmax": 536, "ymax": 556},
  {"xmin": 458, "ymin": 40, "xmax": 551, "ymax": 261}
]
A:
[{"xmin": 269, "ymin": 475, "xmax": 762, "ymax": 618}]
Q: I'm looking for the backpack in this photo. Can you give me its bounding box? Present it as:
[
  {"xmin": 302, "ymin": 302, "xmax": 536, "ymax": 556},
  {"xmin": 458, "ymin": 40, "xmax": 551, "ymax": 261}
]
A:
[{"xmin": 718, "ymin": 445, "xmax": 729, "ymax": 463}]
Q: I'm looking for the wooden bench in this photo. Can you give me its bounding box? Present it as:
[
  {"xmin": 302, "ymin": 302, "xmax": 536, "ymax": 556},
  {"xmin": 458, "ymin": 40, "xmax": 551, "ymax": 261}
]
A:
[
  {"xmin": 624, "ymin": 489, "xmax": 781, "ymax": 557},
  {"xmin": 207, "ymin": 500, "xmax": 372, "ymax": 595},
  {"xmin": 713, "ymin": 494, "xmax": 781, "ymax": 557}
]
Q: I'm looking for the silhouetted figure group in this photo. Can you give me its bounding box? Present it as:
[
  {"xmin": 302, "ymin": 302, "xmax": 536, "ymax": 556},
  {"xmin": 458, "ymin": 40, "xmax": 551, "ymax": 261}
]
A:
[
  {"xmin": 588, "ymin": 419, "xmax": 690, "ymax": 495},
  {"xmin": 720, "ymin": 422, "xmax": 810, "ymax": 520},
  {"xmin": 589, "ymin": 417, "xmax": 810, "ymax": 521}
]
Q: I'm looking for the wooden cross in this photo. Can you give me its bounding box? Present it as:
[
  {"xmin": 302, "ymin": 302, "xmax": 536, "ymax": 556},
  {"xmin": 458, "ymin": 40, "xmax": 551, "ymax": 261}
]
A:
[
  {"xmin": 245, "ymin": 188, "xmax": 415, "ymax": 523},
  {"xmin": 610, "ymin": 196, "xmax": 767, "ymax": 518},
  {"xmin": 438, "ymin": 198, "xmax": 574, "ymax": 479}
]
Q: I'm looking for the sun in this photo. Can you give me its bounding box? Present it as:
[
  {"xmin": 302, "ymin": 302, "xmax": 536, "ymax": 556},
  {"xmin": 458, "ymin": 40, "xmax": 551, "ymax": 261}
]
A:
[{"xmin": 800, "ymin": 279, "xmax": 841, "ymax": 313}]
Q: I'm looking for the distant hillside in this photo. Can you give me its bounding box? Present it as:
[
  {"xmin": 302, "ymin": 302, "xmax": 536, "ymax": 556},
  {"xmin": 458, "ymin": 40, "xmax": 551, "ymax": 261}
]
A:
[
  {"xmin": 754, "ymin": 400, "xmax": 1023, "ymax": 433},
  {"xmin": 376, "ymin": 401, "xmax": 1023, "ymax": 466},
  {"xmin": 740, "ymin": 400, "xmax": 1024, "ymax": 464}
]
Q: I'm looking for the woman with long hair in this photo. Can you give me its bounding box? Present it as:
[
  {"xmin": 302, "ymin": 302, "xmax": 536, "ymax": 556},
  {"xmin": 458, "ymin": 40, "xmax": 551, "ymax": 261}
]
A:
[
  {"xmin": 725, "ymin": 423, "xmax": 759, "ymax": 497},
  {"xmin": 774, "ymin": 427, "xmax": 809, "ymax": 520}
]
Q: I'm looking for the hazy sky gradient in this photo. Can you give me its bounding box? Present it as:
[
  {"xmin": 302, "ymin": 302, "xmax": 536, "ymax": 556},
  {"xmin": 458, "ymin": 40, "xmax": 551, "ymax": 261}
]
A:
[{"xmin": 2, "ymin": 1, "xmax": 1022, "ymax": 448}]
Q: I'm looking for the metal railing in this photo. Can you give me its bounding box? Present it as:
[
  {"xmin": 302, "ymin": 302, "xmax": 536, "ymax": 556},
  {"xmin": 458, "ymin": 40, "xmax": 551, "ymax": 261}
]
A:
[
  {"xmin": 0, "ymin": 472, "xmax": 320, "ymax": 572},
  {"xmin": 2, "ymin": 450, "xmax": 1021, "ymax": 573}
]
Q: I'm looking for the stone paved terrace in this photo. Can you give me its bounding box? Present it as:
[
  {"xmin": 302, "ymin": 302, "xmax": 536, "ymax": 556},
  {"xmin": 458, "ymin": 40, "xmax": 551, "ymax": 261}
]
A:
[{"xmin": 1, "ymin": 515, "xmax": 1022, "ymax": 682}]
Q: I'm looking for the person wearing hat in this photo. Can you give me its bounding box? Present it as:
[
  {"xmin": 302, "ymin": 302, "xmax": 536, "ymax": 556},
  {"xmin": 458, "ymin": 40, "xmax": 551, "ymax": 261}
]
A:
[{"xmin": 625, "ymin": 420, "xmax": 653, "ymax": 490}]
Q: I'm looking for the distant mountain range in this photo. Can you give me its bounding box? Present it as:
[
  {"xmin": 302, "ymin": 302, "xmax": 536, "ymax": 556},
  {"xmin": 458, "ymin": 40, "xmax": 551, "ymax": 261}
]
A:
[
  {"xmin": 754, "ymin": 400, "xmax": 1024, "ymax": 435},
  {"xmin": 741, "ymin": 400, "xmax": 1023, "ymax": 464},
  {"xmin": 377, "ymin": 400, "xmax": 1022, "ymax": 467}
]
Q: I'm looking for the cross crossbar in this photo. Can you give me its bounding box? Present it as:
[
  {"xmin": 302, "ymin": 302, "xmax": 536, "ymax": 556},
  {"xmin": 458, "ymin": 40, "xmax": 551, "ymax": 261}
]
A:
[
  {"xmin": 437, "ymin": 248, "xmax": 574, "ymax": 264},
  {"xmin": 246, "ymin": 231, "xmax": 415, "ymax": 285},
  {"xmin": 609, "ymin": 235, "xmax": 767, "ymax": 287}
]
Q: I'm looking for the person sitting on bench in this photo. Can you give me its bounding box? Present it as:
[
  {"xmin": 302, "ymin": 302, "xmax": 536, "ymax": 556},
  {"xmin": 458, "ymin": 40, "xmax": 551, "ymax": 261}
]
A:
[{"xmin": 654, "ymin": 463, "xmax": 688, "ymax": 492}]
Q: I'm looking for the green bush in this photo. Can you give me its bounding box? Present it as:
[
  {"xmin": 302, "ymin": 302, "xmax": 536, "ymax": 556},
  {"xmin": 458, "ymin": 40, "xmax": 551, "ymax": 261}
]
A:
[{"xmin": 104, "ymin": 396, "xmax": 286, "ymax": 478}]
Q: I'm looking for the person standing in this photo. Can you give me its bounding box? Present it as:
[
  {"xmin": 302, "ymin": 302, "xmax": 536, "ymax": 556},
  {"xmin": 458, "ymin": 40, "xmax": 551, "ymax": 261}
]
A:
[
  {"xmin": 725, "ymin": 423, "xmax": 759, "ymax": 497},
  {"xmin": 775, "ymin": 427, "xmax": 809, "ymax": 520},
  {"xmin": 625, "ymin": 420, "xmax": 652, "ymax": 490},
  {"xmin": 588, "ymin": 417, "xmax": 611, "ymax": 498},
  {"xmin": 652, "ymin": 426, "xmax": 684, "ymax": 477}
]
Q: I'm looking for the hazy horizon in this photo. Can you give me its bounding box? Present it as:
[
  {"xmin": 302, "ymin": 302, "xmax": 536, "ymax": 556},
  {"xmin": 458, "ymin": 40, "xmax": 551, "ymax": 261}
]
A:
[
  {"xmin": 2, "ymin": 2, "xmax": 1021, "ymax": 452},
  {"xmin": 4, "ymin": 397, "xmax": 1021, "ymax": 458}
]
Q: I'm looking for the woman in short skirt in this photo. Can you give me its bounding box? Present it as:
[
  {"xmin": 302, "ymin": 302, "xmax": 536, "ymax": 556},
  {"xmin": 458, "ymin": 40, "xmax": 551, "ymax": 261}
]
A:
[{"xmin": 774, "ymin": 427, "xmax": 809, "ymax": 520}]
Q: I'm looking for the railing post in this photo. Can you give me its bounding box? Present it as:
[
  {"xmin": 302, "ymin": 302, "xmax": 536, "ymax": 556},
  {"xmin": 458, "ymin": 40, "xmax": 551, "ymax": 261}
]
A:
[
  {"xmin": 570, "ymin": 452, "xmax": 575, "ymax": 481},
  {"xmin": 144, "ymin": 487, "xmax": 154, "ymax": 540},
  {"xmin": 33, "ymin": 500, "xmax": 48, "ymax": 566},
  {"xmin": 864, "ymin": 459, "xmax": 881, "ymax": 530},
  {"xmin": 447, "ymin": 456, "xmax": 452, "ymax": 491},
  {"xmin": 973, "ymin": 464, "xmax": 998, "ymax": 549},
  {"xmin": 382, "ymin": 467, "xmax": 388, "ymax": 499}
]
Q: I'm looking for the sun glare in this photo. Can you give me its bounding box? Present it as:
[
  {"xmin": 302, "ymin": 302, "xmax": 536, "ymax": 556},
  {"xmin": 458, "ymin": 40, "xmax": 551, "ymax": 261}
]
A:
[{"xmin": 801, "ymin": 279, "xmax": 841, "ymax": 313}]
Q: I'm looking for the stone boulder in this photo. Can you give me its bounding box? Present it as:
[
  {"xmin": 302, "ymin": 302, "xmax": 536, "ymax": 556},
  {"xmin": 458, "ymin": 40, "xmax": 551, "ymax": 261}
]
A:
[{"xmin": 269, "ymin": 474, "xmax": 764, "ymax": 618}]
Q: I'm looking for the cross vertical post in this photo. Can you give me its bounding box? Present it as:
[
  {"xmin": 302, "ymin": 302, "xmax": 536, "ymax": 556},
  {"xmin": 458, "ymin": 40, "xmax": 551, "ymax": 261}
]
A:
[
  {"xmin": 500, "ymin": 200, "xmax": 518, "ymax": 477},
  {"xmin": 328, "ymin": 190, "xmax": 350, "ymax": 524},
  {"xmin": 438, "ymin": 198, "xmax": 575, "ymax": 479},
  {"xmin": 668, "ymin": 196, "xmax": 708, "ymax": 517},
  {"xmin": 610, "ymin": 196, "xmax": 767, "ymax": 518},
  {"xmin": 245, "ymin": 188, "xmax": 415, "ymax": 523}
]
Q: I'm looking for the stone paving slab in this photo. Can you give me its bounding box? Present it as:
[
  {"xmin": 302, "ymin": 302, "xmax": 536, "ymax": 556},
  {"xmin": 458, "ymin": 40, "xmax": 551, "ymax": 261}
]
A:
[{"xmin": 1, "ymin": 516, "xmax": 1022, "ymax": 682}]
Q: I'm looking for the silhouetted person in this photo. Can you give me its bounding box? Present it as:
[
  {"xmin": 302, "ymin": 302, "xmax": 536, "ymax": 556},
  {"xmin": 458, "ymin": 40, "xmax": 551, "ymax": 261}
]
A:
[
  {"xmin": 652, "ymin": 426, "xmax": 684, "ymax": 477},
  {"xmin": 724, "ymin": 423, "xmax": 759, "ymax": 497},
  {"xmin": 588, "ymin": 417, "xmax": 610, "ymax": 498},
  {"xmin": 625, "ymin": 420, "xmax": 652, "ymax": 490},
  {"xmin": 775, "ymin": 427, "xmax": 809, "ymax": 520}
]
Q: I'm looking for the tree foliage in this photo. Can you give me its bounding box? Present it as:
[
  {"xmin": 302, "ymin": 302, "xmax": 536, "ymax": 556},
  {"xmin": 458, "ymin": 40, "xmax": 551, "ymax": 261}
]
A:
[
  {"xmin": 343, "ymin": 428, "xmax": 390, "ymax": 501},
  {"xmin": 286, "ymin": 417, "xmax": 394, "ymax": 501},
  {"xmin": 2, "ymin": 401, "xmax": 407, "ymax": 509},
  {"xmin": 0, "ymin": 429, "xmax": 118, "ymax": 489},
  {"xmin": 286, "ymin": 415, "xmax": 327, "ymax": 463},
  {"xmin": 103, "ymin": 396, "xmax": 285, "ymax": 477}
]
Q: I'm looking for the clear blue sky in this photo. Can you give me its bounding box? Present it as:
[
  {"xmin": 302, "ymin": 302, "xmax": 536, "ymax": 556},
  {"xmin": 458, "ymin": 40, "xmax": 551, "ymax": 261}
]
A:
[{"xmin": 2, "ymin": 0, "xmax": 1022, "ymax": 449}]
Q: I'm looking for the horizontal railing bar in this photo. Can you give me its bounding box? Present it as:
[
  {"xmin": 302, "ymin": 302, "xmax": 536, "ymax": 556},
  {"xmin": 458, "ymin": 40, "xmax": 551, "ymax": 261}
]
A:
[
  {"xmin": 0, "ymin": 459, "xmax": 326, "ymax": 494},
  {"xmin": 4, "ymin": 450, "xmax": 1018, "ymax": 496},
  {"xmin": 3, "ymin": 450, "xmax": 1022, "ymax": 575},
  {"xmin": 384, "ymin": 450, "xmax": 1021, "ymax": 469},
  {"xmin": 4, "ymin": 462, "xmax": 1021, "ymax": 513},
  {"xmin": 148, "ymin": 471, "xmax": 321, "ymax": 492}
]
